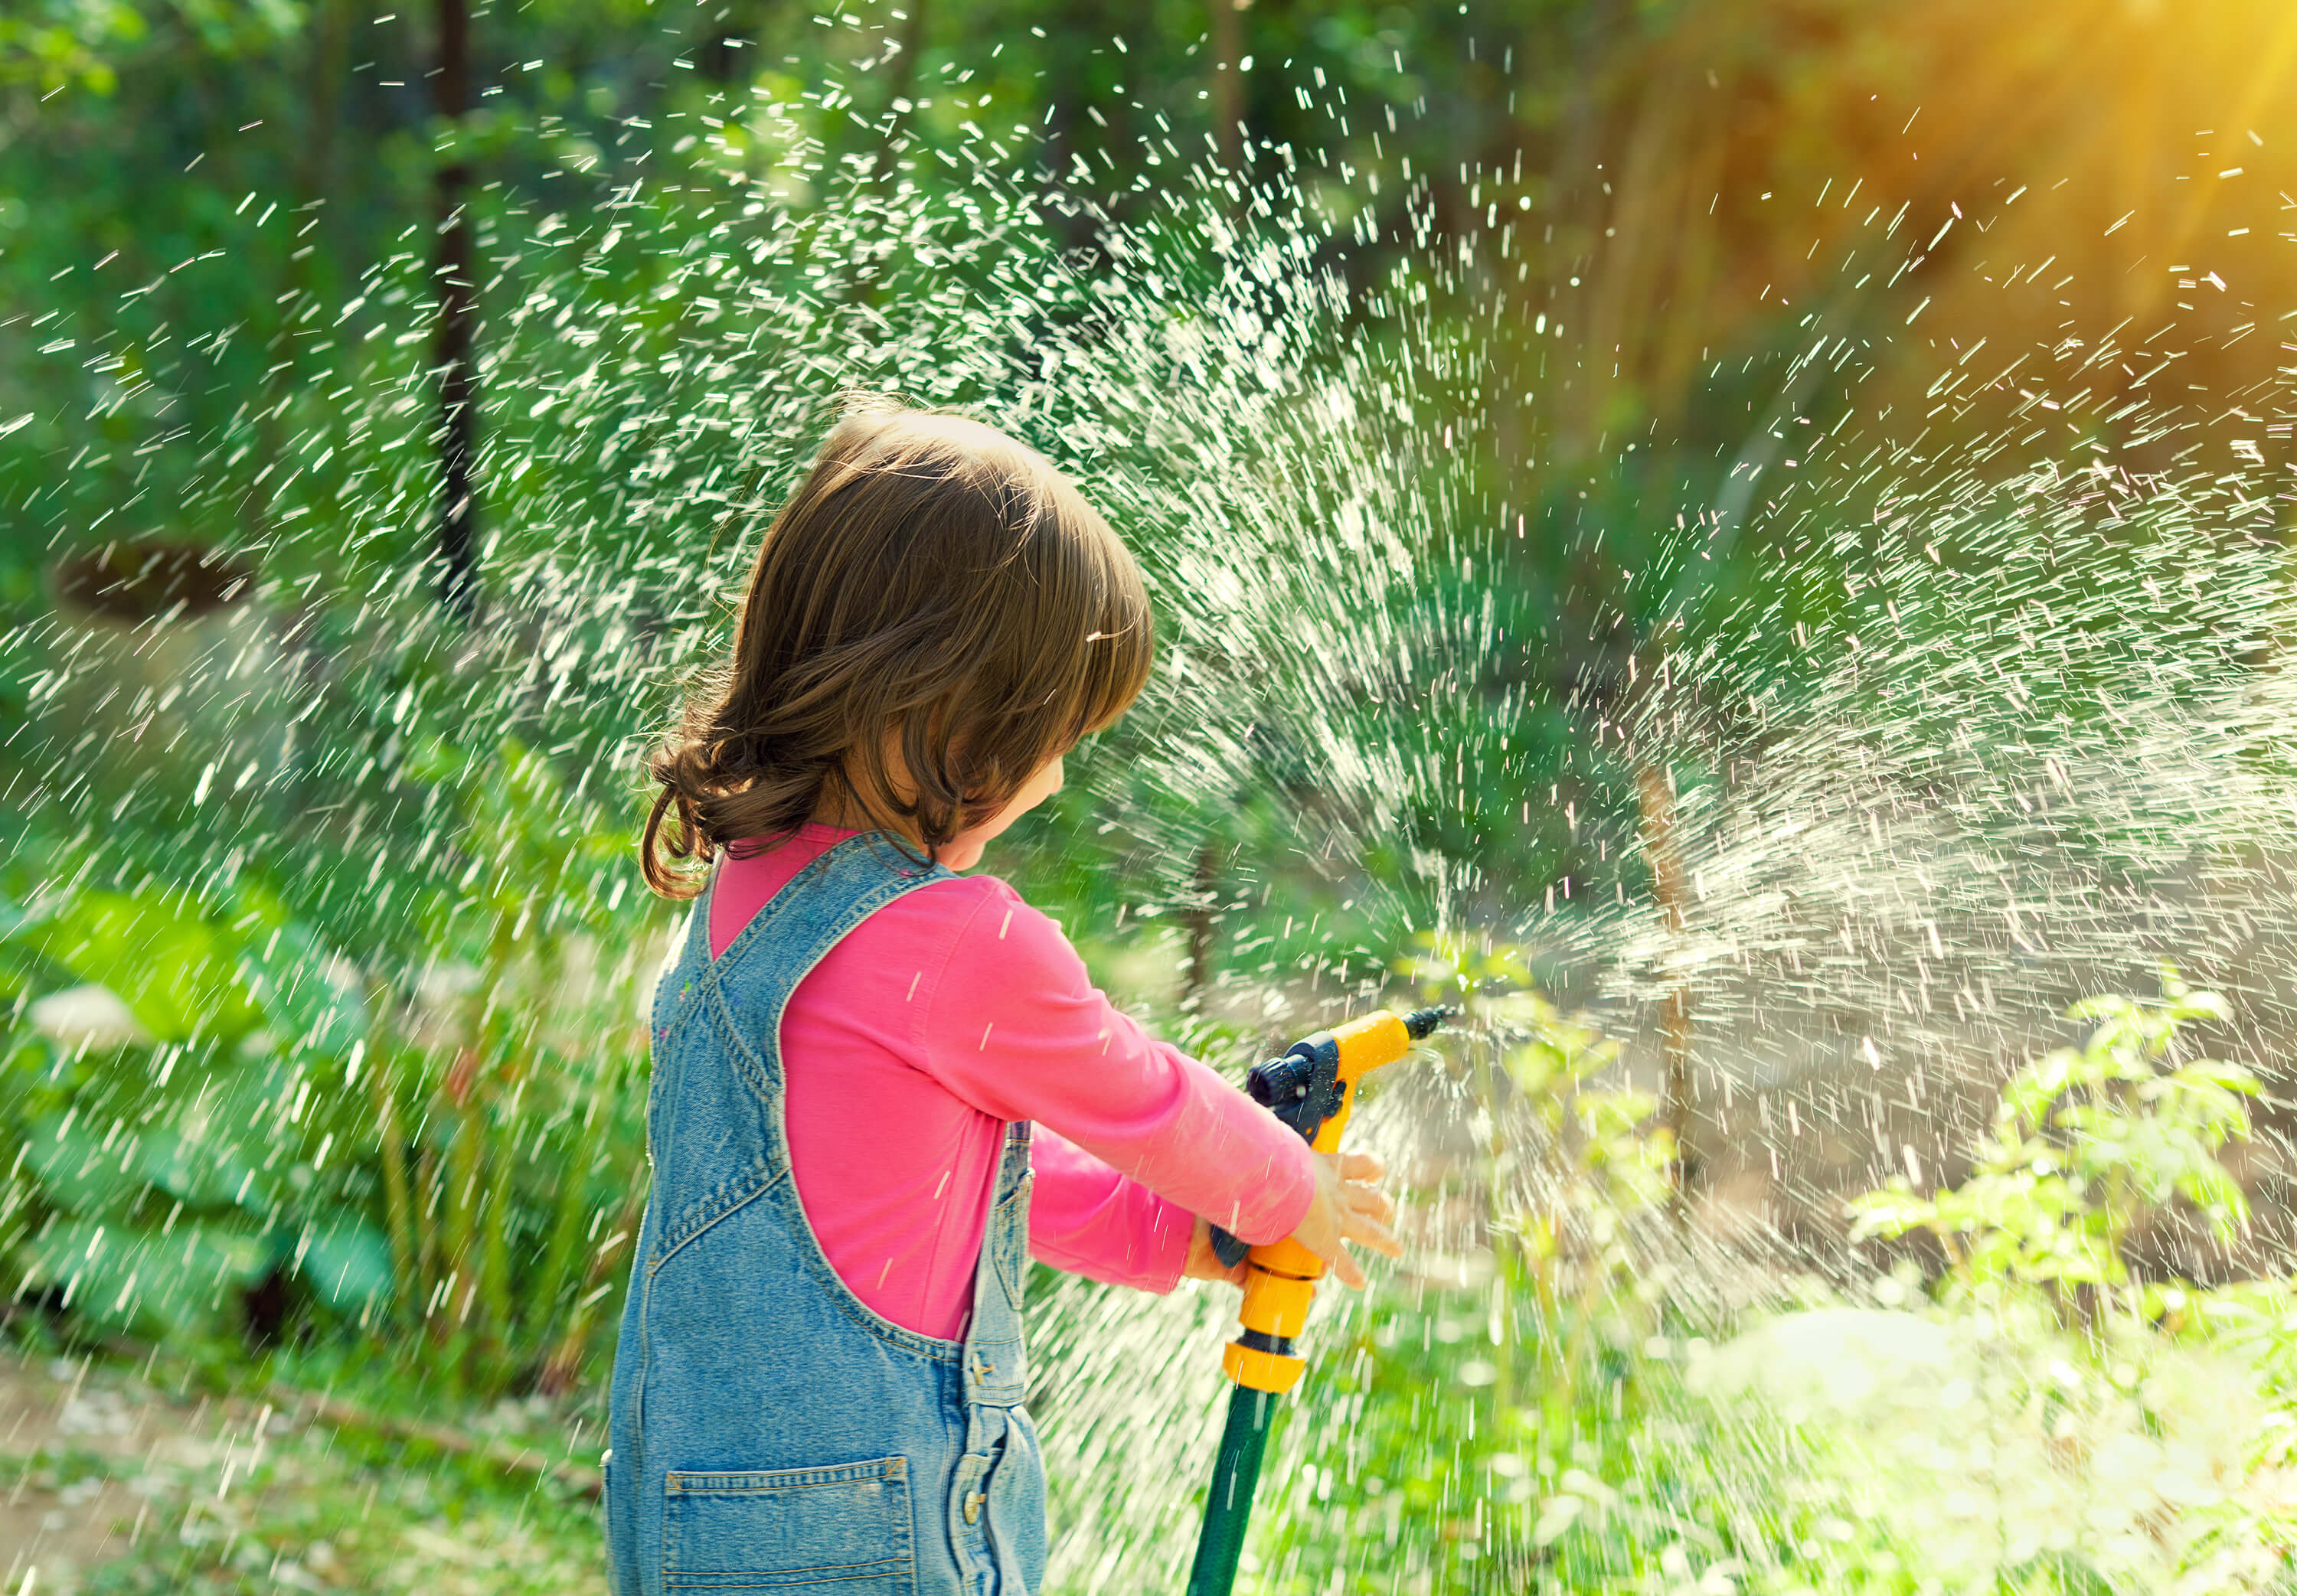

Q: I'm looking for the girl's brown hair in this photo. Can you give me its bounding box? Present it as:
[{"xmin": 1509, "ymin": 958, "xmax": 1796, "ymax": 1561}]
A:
[{"xmin": 642, "ymin": 403, "xmax": 1154, "ymax": 897}]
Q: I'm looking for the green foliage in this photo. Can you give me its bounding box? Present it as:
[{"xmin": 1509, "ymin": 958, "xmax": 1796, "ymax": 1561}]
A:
[
  {"xmin": 18, "ymin": 1218, "xmax": 276, "ymax": 1338},
  {"xmin": 0, "ymin": 0, "xmax": 2124, "ymax": 961},
  {"xmin": 5, "ymin": 5, "xmax": 2296, "ymax": 1584},
  {"xmin": 1668, "ymin": 979, "xmax": 2297, "ymax": 1593},
  {"xmin": 0, "ymin": 1358, "xmax": 606, "ymax": 1595},
  {"xmin": 0, "ymin": 735, "xmax": 660, "ymax": 1390},
  {"xmin": 0, "ymin": 865, "xmax": 393, "ymax": 1340},
  {"xmin": 1403, "ymin": 932, "xmax": 1678, "ymax": 1293},
  {"xmin": 1250, "ymin": 974, "xmax": 2297, "ymax": 1592},
  {"xmin": 1850, "ymin": 971, "xmax": 2259, "ymax": 1316},
  {"xmin": 0, "ymin": 0, "xmax": 149, "ymax": 94},
  {"xmin": 1247, "ymin": 956, "xmax": 1740, "ymax": 1590}
]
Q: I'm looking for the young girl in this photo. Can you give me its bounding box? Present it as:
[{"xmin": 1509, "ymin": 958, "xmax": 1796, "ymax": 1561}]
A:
[{"xmin": 605, "ymin": 403, "xmax": 1399, "ymax": 1596}]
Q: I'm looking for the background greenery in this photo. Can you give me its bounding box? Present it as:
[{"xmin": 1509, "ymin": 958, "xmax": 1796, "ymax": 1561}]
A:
[
  {"xmin": 5, "ymin": 0, "xmax": 2297, "ymax": 1590},
  {"xmin": 7, "ymin": 0, "xmax": 2295, "ymax": 928}
]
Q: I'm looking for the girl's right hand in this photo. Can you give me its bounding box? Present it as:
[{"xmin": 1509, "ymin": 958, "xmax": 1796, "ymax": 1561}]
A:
[{"xmin": 1289, "ymin": 1150, "xmax": 1402, "ymax": 1289}]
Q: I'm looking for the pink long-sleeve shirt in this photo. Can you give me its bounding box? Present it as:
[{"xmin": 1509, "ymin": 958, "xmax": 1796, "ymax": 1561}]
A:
[{"xmin": 707, "ymin": 824, "xmax": 1318, "ymax": 1340}]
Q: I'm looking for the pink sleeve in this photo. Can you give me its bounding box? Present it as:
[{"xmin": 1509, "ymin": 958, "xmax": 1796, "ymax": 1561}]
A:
[
  {"xmin": 919, "ymin": 884, "xmax": 1317, "ymax": 1267},
  {"xmin": 1027, "ymin": 1125, "xmax": 1191, "ymax": 1292}
]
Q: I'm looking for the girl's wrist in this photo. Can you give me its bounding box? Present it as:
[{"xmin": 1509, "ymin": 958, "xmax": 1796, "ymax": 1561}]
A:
[
  {"xmin": 1267, "ymin": 1136, "xmax": 1321, "ymax": 1240},
  {"xmin": 1181, "ymin": 1215, "xmax": 1247, "ymax": 1287}
]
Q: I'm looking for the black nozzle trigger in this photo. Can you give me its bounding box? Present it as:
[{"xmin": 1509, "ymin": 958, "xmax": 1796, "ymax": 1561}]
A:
[{"xmin": 1204, "ymin": 1033, "xmax": 1347, "ymax": 1273}]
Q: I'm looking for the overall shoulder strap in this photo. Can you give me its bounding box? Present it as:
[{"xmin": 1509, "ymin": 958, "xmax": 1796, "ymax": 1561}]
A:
[{"xmin": 709, "ymin": 831, "xmax": 954, "ymax": 1020}]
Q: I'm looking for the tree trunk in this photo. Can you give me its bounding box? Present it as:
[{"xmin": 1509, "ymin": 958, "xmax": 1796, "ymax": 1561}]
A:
[
  {"xmin": 1181, "ymin": 834, "xmax": 1220, "ymax": 1010},
  {"xmin": 1035, "ymin": 4, "xmax": 1105, "ymax": 263},
  {"xmin": 299, "ymin": 0, "xmax": 358, "ymax": 250},
  {"xmin": 877, "ymin": 0, "xmax": 929, "ymax": 174},
  {"xmin": 1208, "ymin": 0, "xmax": 1247, "ymax": 179},
  {"xmin": 1635, "ymin": 757, "xmax": 1695, "ymax": 1222},
  {"xmin": 698, "ymin": 0, "xmax": 763, "ymax": 84},
  {"xmin": 433, "ymin": 0, "xmax": 481, "ymax": 620}
]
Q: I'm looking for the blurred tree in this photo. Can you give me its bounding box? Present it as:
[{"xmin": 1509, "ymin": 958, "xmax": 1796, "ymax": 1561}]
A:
[
  {"xmin": 433, "ymin": 0, "xmax": 481, "ymax": 617},
  {"xmin": 3, "ymin": 0, "xmax": 2294, "ymax": 1033},
  {"xmin": 0, "ymin": 0, "xmax": 150, "ymax": 95}
]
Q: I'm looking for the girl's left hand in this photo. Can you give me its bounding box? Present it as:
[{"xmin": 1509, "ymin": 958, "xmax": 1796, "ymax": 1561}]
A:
[{"xmin": 1182, "ymin": 1216, "xmax": 1250, "ymax": 1287}]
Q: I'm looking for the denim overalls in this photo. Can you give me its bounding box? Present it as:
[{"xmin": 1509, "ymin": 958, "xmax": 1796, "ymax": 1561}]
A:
[{"xmin": 606, "ymin": 833, "xmax": 1047, "ymax": 1595}]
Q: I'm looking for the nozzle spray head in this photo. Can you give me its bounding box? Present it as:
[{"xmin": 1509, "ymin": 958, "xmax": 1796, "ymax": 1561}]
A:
[
  {"xmin": 1245, "ymin": 1007, "xmax": 1457, "ymax": 1136},
  {"xmin": 1210, "ymin": 1004, "xmax": 1458, "ymax": 1271},
  {"xmin": 1401, "ymin": 1004, "xmax": 1458, "ymax": 1041}
]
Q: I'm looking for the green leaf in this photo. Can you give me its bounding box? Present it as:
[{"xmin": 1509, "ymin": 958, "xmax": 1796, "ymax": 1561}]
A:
[
  {"xmin": 1846, "ymin": 1181, "xmax": 1934, "ymax": 1242},
  {"xmin": 2002, "ymin": 1048, "xmax": 2079, "ymax": 1131},
  {"xmin": 0, "ymin": 889, "xmax": 44, "ymax": 944},
  {"xmin": 234, "ymin": 919, "xmax": 368, "ymax": 1059},
  {"xmin": 15, "ymin": 1216, "xmax": 276, "ymax": 1337},
  {"xmin": 2167, "ymin": 989, "xmax": 2233, "ymax": 1023},
  {"xmin": 2171, "ymin": 1060, "xmax": 2259, "ymax": 1098},
  {"xmin": 136, "ymin": 1123, "xmax": 274, "ymax": 1212},
  {"xmin": 22, "ymin": 1111, "xmax": 142, "ymax": 1219},
  {"xmin": 28, "ymin": 889, "xmax": 257, "ymax": 1043},
  {"xmin": 292, "ymin": 1219, "xmax": 396, "ymax": 1315}
]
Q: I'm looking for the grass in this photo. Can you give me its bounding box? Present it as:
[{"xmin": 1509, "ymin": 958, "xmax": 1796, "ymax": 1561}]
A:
[
  {"xmin": 0, "ymin": 1339, "xmax": 604, "ymax": 1596},
  {"xmin": 13, "ymin": 944, "xmax": 2297, "ymax": 1596}
]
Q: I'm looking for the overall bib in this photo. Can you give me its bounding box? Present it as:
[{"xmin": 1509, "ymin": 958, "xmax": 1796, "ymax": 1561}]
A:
[{"xmin": 606, "ymin": 833, "xmax": 1047, "ymax": 1595}]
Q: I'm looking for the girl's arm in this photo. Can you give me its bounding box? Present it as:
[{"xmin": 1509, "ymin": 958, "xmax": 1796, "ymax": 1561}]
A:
[
  {"xmin": 920, "ymin": 882, "xmax": 1319, "ymax": 1264},
  {"xmin": 1027, "ymin": 1124, "xmax": 1192, "ymax": 1291}
]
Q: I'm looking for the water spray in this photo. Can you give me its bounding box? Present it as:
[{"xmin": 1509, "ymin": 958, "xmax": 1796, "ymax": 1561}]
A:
[{"xmin": 1184, "ymin": 1003, "xmax": 1455, "ymax": 1596}]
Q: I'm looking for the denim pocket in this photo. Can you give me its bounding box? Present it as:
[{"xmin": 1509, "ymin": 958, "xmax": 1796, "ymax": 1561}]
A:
[{"xmin": 662, "ymin": 1457, "xmax": 914, "ymax": 1593}]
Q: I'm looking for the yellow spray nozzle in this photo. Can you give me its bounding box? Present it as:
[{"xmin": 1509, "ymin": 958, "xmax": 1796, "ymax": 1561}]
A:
[{"xmin": 1216, "ymin": 1004, "xmax": 1452, "ymax": 1392}]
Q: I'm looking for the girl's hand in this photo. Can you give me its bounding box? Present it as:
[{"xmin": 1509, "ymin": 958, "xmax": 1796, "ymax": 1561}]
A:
[
  {"xmin": 1182, "ymin": 1216, "xmax": 1250, "ymax": 1287},
  {"xmin": 1289, "ymin": 1150, "xmax": 1401, "ymax": 1289}
]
